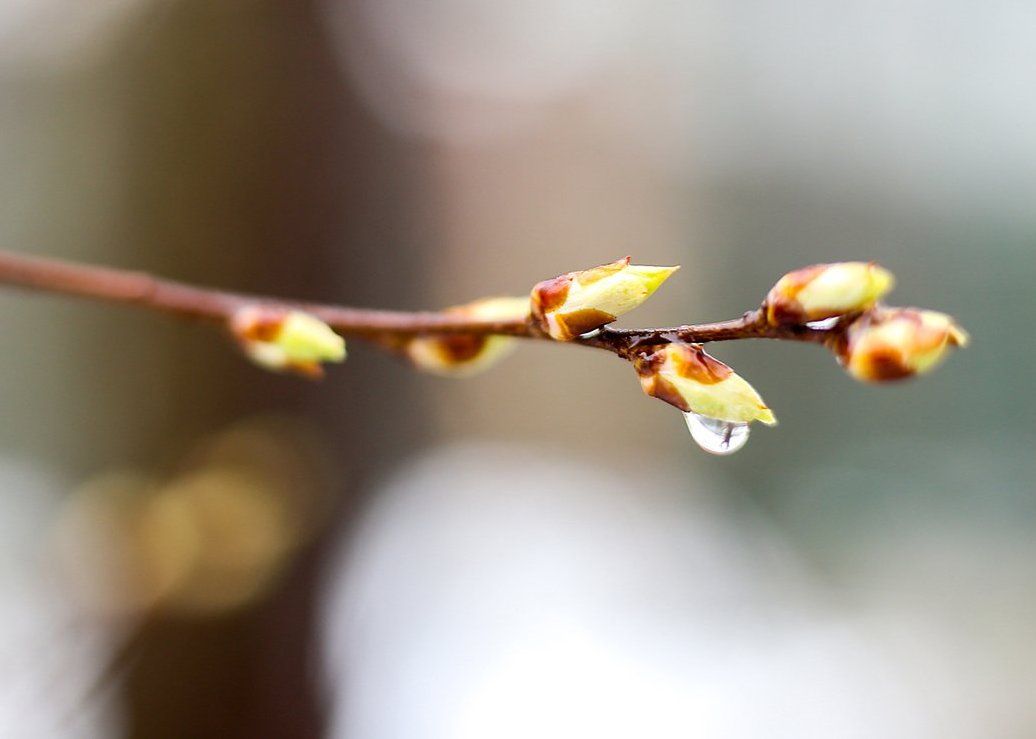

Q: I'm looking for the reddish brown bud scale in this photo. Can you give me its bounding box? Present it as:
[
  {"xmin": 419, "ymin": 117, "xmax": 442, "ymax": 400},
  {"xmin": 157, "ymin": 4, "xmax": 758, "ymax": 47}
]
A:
[
  {"xmin": 633, "ymin": 347, "xmax": 666, "ymax": 375},
  {"xmin": 641, "ymin": 373, "xmax": 694, "ymax": 413},
  {"xmin": 862, "ymin": 349, "xmax": 915, "ymax": 381},
  {"xmin": 671, "ymin": 344, "xmax": 733, "ymax": 385},
  {"xmin": 433, "ymin": 335, "xmax": 489, "ymax": 364},
  {"xmin": 287, "ymin": 362, "xmax": 326, "ymax": 380},
  {"xmin": 764, "ymin": 264, "xmax": 827, "ymax": 324},
  {"xmin": 531, "ymin": 275, "xmax": 573, "ymax": 314},
  {"xmin": 551, "ymin": 308, "xmax": 617, "ymax": 338},
  {"xmin": 232, "ymin": 307, "xmax": 286, "ymax": 343}
]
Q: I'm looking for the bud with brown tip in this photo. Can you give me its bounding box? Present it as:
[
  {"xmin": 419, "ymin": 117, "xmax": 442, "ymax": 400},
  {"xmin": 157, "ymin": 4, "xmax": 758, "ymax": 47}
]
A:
[
  {"xmin": 633, "ymin": 342, "xmax": 777, "ymax": 425},
  {"xmin": 230, "ymin": 307, "xmax": 346, "ymax": 379},
  {"xmin": 840, "ymin": 307, "xmax": 968, "ymax": 382},
  {"xmin": 405, "ymin": 296, "xmax": 529, "ymax": 377},
  {"xmin": 765, "ymin": 261, "xmax": 894, "ymax": 325},
  {"xmin": 530, "ymin": 257, "xmax": 679, "ymax": 341}
]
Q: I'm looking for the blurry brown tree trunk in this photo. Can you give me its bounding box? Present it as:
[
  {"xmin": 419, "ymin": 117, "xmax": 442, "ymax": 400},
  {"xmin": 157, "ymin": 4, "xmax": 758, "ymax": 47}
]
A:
[{"xmin": 100, "ymin": 2, "xmax": 429, "ymax": 736}]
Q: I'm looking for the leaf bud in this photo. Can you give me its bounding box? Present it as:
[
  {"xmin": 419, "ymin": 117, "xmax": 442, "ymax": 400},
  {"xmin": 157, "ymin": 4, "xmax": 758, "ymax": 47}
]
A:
[
  {"xmin": 841, "ymin": 307, "xmax": 968, "ymax": 382},
  {"xmin": 633, "ymin": 342, "xmax": 777, "ymax": 425},
  {"xmin": 765, "ymin": 261, "xmax": 894, "ymax": 325},
  {"xmin": 405, "ymin": 296, "xmax": 529, "ymax": 377},
  {"xmin": 230, "ymin": 307, "xmax": 346, "ymax": 379},
  {"xmin": 530, "ymin": 257, "xmax": 678, "ymax": 340}
]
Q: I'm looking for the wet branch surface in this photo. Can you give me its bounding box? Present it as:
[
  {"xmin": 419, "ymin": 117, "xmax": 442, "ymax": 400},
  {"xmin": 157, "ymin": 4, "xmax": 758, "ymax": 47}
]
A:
[{"xmin": 0, "ymin": 249, "xmax": 841, "ymax": 361}]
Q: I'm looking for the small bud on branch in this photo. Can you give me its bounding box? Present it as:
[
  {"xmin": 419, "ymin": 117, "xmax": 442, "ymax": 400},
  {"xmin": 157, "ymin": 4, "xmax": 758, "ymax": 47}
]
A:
[
  {"xmin": 765, "ymin": 261, "xmax": 894, "ymax": 325},
  {"xmin": 530, "ymin": 257, "xmax": 678, "ymax": 340},
  {"xmin": 634, "ymin": 342, "xmax": 776, "ymax": 426},
  {"xmin": 404, "ymin": 297, "xmax": 529, "ymax": 377},
  {"xmin": 838, "ymin": 307, "xmax": 969, "ymax": 382},
  {"xmin": 230, "ymin": 307, "xmax": 346, "ymax": 378}
]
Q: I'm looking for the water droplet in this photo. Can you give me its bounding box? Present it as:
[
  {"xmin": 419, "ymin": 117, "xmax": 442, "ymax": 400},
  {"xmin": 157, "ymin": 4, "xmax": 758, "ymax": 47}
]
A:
[
  {"xmin": 684, "ymin": 412, "xmax": 750, "ymax": 455},
  {"xmin": 806, "ymin": 317, "xmax": 839, "ymax": 330}
]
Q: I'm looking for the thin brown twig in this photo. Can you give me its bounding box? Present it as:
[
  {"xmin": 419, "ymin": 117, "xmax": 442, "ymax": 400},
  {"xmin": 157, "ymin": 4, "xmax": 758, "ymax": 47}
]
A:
[{"xmin": 0, "ymin": 249, "xmax": 841, "ymax": 360}]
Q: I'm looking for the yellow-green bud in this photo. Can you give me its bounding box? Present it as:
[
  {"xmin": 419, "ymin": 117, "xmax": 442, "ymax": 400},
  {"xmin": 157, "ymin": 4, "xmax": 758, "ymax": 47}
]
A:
[
  {"xmin": 231, "ymin": 307, "xmax": 346, "ymax": 378},
  {"xmin": 766, "ymin": 262, "xmax": 894, "ymax": 325},
  {"xmin": 842, "ymin": 307, "xmax": 968, "ymax": 382},
  {"xmin": 530, "ymin": 257, "xmax": 679, "ymax": 340},
  {"xmin": 405, "ymin": 296, "xmax": 529, "ymax": 377},
  {"xmin": 634, "ymin": 343, "xmax": 777, "ymax": 425}
]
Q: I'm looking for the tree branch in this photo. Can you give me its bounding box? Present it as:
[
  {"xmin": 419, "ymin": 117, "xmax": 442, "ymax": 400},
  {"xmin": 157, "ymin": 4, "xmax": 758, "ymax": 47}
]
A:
[{"xmin": 0, "ymin": 249, "xmax": 839, "ymax": 359}]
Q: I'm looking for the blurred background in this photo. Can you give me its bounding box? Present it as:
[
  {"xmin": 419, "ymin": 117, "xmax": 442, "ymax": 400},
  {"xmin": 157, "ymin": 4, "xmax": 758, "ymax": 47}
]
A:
[{"xmin": 0, "ymin": 1, "xmax": 1032, "ymax": 737}]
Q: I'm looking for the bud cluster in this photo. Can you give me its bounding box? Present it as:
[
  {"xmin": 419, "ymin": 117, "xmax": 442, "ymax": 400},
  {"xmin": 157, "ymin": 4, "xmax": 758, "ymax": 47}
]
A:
[
  {"xmin": 763, "ymin": 261, "xmax": 967, "ymax": 384},
  {"xmin": 233, "ymin": 257, "xmax": 966, "ymax": 448},
  {"xmin": 0, "ymin": 247, "xmax": 970, "ymax": 456}
]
